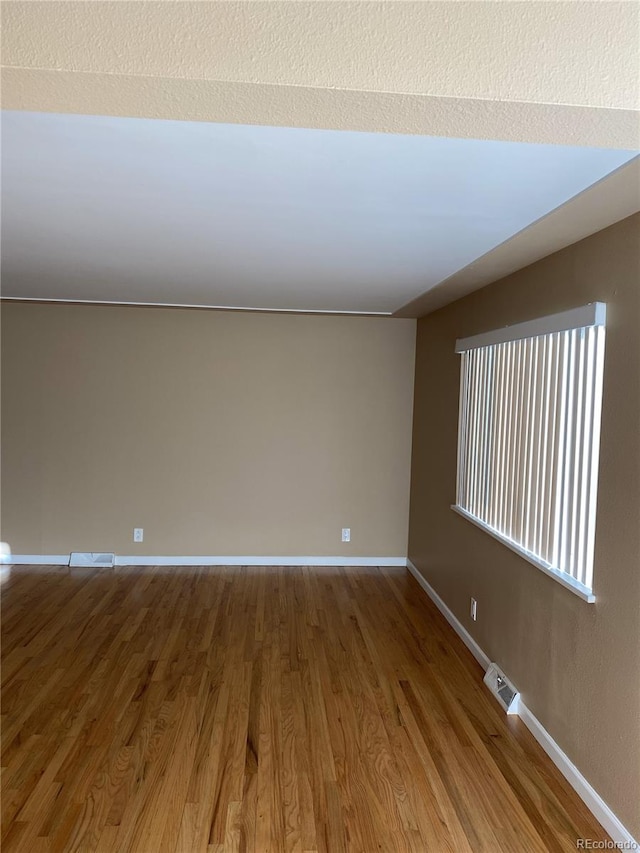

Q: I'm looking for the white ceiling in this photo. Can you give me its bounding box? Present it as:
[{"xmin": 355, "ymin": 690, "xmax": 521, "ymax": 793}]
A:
[{"xmin": 1, "ymin": 111, "xmax": 637, "ymax": 315}]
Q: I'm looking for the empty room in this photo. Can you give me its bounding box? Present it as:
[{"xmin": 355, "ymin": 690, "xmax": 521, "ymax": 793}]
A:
[{"xmin": 1, "ymin": 2, "xmax": 639, "ymax": 851}]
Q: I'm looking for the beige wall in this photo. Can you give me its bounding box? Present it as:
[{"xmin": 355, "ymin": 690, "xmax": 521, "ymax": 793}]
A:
[
  {"xmin": 1, "ymin": 304, "xmax": 415, "ymax": 558},
  {"xmin": 408, "ymin": 213, "xmax": 640, "ymax": 837}
]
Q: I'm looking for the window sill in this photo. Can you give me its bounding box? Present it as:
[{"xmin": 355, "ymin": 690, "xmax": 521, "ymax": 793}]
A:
[{"xmin": 450, "ymin": 504, "xmax": 596, "ymax": 604}]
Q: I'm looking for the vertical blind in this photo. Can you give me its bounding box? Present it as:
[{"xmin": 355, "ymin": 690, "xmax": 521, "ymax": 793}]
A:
[{"xmin": 454, "ymin": 304, "xmax": 606, "ymax": 596}]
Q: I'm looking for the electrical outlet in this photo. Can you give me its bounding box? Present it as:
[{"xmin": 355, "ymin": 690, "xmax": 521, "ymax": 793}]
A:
[
  {"xmin": 470, "ymin": 597, "xmax": 477, "ymax": 621},
  {"xmin": 341, "ymin": 528, "xmax": 351, "ymax": 543},
  {"xmin": 133, "ymin": 528, "xmax": 144, "ymax": 543}
]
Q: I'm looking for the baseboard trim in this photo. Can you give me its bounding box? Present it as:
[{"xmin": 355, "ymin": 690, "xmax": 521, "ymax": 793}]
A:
[
  {"xmin": 3, "ymin": 555, "xmax": 70, "ymax": 566},
  {"xmin": 5, "ymin": 554, "xmax": 407, "ymax": 568},
  {"xmin": 516, "ymin": 703, "xmax": 637, "ymax": 848},
  {"xmin": 406, "ymin": 558, "xmax": 638, "ymax": 849},
  {"xmin": 116, "ymin": 555, "xmax": 407, "ymax": 567},
  {"xmin": 406, "ymin": 558, "xmax": 490, "ymax": 670}
]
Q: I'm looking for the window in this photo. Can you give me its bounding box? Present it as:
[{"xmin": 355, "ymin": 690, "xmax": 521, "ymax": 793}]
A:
[{"xmin": 453, "ymin": 303, "xmax": 606, "ymax": 602}]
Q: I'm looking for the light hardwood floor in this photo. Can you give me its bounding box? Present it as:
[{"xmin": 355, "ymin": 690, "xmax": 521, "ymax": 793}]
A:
[{"xmin": 2, "ymin": 564, "xmax": 609, "ymax": 852}]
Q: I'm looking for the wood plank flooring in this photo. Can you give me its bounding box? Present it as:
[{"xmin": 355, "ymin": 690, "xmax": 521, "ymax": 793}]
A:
[{"xmin": 1, "ymin": 564, "xmax": 609, "ymax": 852}]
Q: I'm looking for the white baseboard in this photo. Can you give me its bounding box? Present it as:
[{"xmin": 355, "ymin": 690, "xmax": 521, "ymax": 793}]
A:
[
  {"xmin": 406, "ymin": 558, "xmax": 490, "ymax": 670},
  {"xmin": 516, "ymin": 704, "xmax": 637, "ymax": 848},
  {"xmin": 116, "ymin": 555, "xmax": 407, "ymax": 567},
  {"xmin": 3, "ymin": 555, "xmax": 70, "ymax": 565},
  {"xmin": 406, "ymin": 558, "xmax": 638, "ymax": 849},
  {"xmin": 5, "ymin": 554, "xmax": 407, "ymax": 568}
]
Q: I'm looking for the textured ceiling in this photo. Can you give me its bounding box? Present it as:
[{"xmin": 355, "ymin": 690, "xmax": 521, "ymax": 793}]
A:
[
  {"xmin": 5, "ymin": 69, "xmax": 639, "ymax": 153},
  {"xmin": 1, "ymin": 1, "xmax": 639, "ymax": 315},
  {"xmin": 3, "ymin": 1, "xmax": 639, "ymax": 151},
  {"xmin": 4, "ymin": 1, "xmax": 638, "ymax": 108}
]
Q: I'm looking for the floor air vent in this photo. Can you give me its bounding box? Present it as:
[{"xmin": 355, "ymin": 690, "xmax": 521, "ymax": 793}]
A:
[
  {"xmin": 69, "ymin": 552, "xmax": 115, "ymax": 568},
  {"xmin": 483, "ymin": 663, "xmax": 520, "ymax": 715}
]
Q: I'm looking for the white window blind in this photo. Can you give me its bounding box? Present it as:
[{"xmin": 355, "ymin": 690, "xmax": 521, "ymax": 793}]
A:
[{"xmin": 454, "ymin": 303, "xmax": 606, "ymax": 602}]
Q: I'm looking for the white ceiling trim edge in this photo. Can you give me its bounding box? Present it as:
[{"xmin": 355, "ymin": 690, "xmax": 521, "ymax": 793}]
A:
[{"xmin": 0, "ymin": 297, "xmax": 393, "ymax": 317}]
